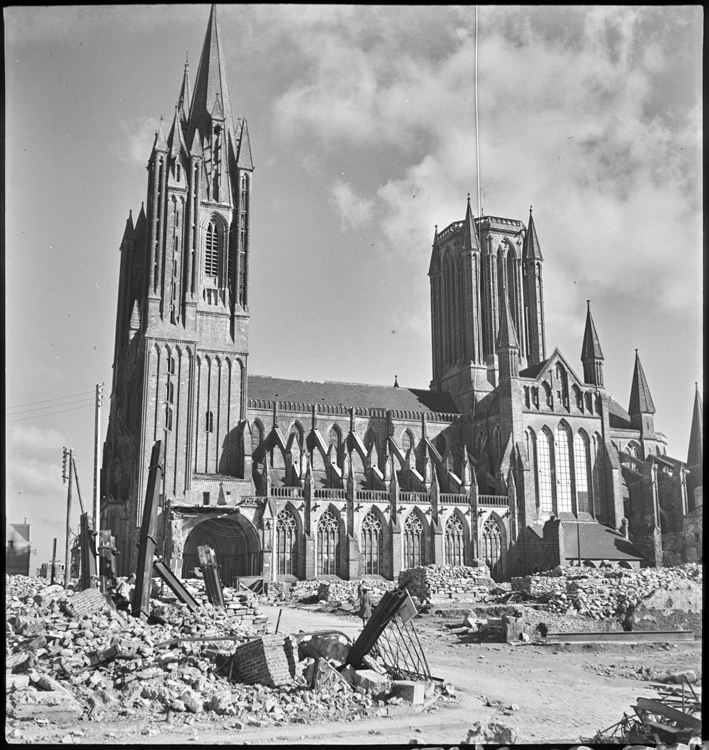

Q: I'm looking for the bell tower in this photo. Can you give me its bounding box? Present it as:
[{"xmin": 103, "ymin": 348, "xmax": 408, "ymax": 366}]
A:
[{"xmin": 102, "ymin": 5, "xmax": 254, "ymax": 571}]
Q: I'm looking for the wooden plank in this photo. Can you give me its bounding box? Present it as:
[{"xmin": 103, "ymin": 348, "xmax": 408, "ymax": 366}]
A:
[{"xmin": 546, "ymin": 630, "xmax": 694, "ymax": 643}]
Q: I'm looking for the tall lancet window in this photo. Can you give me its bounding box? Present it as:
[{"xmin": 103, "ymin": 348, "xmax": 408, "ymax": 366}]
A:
[
  {"xmin": 317, "ymin": 509, "xmax": 340, "ymax": 576},
  {"xmin": 361, "ymin": 511, "xmax": 383, "ymax": 575},
  {"xmin": 238, "ymin": 175, "xmax": 249, "ymax": 307},
  {"xmin": 404, "ymin": 513, "xmax": 425, "ymax": 569},
  {"xmin": 276, "ymin": 509, "xmax": 297, "ymax": 576},
  {"xmin": 445, "ymin": 514, "xmax": 465, "ymax": 566},
  {"xmin": 205, "ymin": 221, "xmax": 219, "ymax": 278}
]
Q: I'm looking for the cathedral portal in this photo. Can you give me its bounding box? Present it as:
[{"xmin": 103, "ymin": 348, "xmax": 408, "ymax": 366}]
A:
[{"xmin": 182, "ymin": 514, "xmax": 262, "ymax": 585}]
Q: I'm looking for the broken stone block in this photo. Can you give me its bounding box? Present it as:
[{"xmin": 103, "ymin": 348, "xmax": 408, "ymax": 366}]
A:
[
  {"xmin": 180, "ymin": 690, "xmax": 203, "ymax": 714},
  {"xmin": 352, "ymin": 669, "xmax": 390, "ymax": 698},
  {"xmin": 390, "ymin": 680, "xmax": 425, "ymax": 705},
  {"xmin": 301, "ymin": 635, "xmax": 351, "ymax": 665}
]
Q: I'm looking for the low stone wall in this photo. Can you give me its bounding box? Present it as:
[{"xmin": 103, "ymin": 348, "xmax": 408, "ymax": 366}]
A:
[
  {"xmin": 397, "ymin": 564, "xmax": 493, "ymax": 602},
  {"xmin": 290, "ymin": 579, "xmax": 395, "ymax": 602},
  {"xmin": 511, "ymin": 563, "xmax": 703, "ymax": 623}
]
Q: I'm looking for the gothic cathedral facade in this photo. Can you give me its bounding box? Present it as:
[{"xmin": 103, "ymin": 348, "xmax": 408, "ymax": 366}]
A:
[{"xmin": 102, "ymin": 6, "xmax": 702, "ymax": 582}]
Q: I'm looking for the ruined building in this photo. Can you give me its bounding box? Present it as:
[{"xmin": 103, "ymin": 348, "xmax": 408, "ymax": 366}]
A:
[{"xmin": 102, "ymin": 6, "xmax": 702, "ymax": 581}]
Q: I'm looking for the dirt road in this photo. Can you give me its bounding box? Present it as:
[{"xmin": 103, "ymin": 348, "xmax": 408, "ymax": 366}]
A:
[{"xmin": 8, "ymin": 602, "xmax": 701, "ymax": 745}]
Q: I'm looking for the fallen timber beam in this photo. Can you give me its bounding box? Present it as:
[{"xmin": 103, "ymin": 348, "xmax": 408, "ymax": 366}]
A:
[
  {"xmin": 546, "ymin": 630, "xmax": 694, "ymax": 644},
  {"xmin": 132, "ymin": 441, "xmax": 163, "ymax": 621},
  {"xmin": 152, "ymin": 557, "xmax": 199, "ymax": 612}
]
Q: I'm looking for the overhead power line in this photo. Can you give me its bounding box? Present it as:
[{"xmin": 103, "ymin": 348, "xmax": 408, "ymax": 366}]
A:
[
  {"xmin": 7, "ymin": 396, "xmax": 95, "ymax": 416},
  {"xmin": 7, "ymin": 391, "xmax": 94, "ymax": 411},
  {"xmin": 7, "ymin": 383, "xmax": 97, "ymax": 400},
  {"xmin": 6, "ymin": 403, "xmax": 94, "ymax": 424}
]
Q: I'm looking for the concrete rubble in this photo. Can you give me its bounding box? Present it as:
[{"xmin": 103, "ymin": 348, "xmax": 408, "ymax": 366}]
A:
[
  {"xmin": 398, "ymin": 563, "xmax": 493, "ymax": 602},
  {"xmin": 6, "ymin": 576, "xmax": 365, "ymax": 728},
  {"xmin": 6, "ymin": 574, "xmax": 443, "ymax": 731},
  {"xmin": 510, "ymin": 563, "xmax": 702, "ymax": 631}
]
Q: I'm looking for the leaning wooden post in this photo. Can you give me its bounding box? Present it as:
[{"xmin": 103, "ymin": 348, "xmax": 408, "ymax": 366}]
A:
[
  {"xmin": 64, "ymin": 449, "xmax": 74, "ymax": 588},
  {"xmin": 133, "ymin": 441, "xmax": 164, "ymax": 620}
]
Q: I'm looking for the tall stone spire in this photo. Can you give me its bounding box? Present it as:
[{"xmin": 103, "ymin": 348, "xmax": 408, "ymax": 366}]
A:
[
  {"xmin": 177, "ymin": 54, "xmax": 191, "ymax": 127},
  {"xmin": 581, "ymin": 300, "xmax": 604, "ymax": 387},
  {"xmin": 522, "ymin": 206, "xmax": 546, "ymax": 366},
  {"xmin": 522, "ymin": 206, "xmax": 543, "ymax": 261},
  {"xmin": 687, "ymin": 383, "xmax": 703, "ymax": 467},
  {"xmin": 462, "ymin": 194, "xmax": 480, "ymax": 252},
  {"xmin": 188, "ymin": 4, "xmax": 235, "ymax": 142},
  {"xmin": 628, "ymin": 350, "xmax": 655, "ymax": 416}
]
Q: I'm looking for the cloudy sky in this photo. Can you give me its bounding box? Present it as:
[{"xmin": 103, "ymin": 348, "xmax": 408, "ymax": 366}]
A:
[{"xmin": 5, "ymin": 5, "xmax": 703, "ymax": 567}]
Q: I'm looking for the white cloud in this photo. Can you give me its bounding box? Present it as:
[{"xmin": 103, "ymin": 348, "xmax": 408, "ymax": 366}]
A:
[
  {"xmin": 116, "ymin": 117, "xmax": 160, "ymax": 166},
  {"xmin": 266, "ymin": 7, "xmax": 700, "ymax": 318},
  {"xmin": 330, "ymin": 180, "xmax": 375, "ymax": 230}
]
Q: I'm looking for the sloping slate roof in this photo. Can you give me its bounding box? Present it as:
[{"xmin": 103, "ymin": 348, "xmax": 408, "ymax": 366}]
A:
[
  {"xmin": 247, "ymin": 375, "xmax": 459, "ymax": 414},
  {"xmin": 519, "ymin": 359, "xmax": 548, "ymax": 379},
  {"xmin": 608, "ymin": 396, "xmax": 634, "ymax": 429},
  {"xmin": 6, "ymin": 523, "xmax": 30, "ymax": 545},
  {"xmin": 562, "ymin": 521, "xmax": 645, "ymax": 562}
]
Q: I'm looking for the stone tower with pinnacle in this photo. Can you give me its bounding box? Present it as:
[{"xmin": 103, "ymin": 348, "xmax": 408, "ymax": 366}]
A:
[{"xmin": 102, "ymin": 5, "xmax": 254, "ymax": 571}]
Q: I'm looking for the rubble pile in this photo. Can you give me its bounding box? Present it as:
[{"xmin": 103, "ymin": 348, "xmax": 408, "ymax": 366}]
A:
[
  {"xmin": 5, "ymin": 575, "xmax": 375, "ymax": 727},
  {"xmin": 6, "ymin": 574, "xmax": 444, "ymax": 728},
  {"xmin": 510, "ymin": 563, "xmax": 703, "ymax": 623},
  {"xmin": 315, "ymin": 579, "xmax": 394, "ymax": 603},
  {"xmin": 397, "ymin": 564, "xmax": 493, "ymax": 602}
]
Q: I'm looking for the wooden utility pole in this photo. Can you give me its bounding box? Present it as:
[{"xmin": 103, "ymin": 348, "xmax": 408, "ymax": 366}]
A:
[
  {"xmin": 50, "ymin": 537, "xmax": 57, "ymax": 585},
  {"xmin": 93, "ymin": 383, "xmax": 103, "ymax": 551},
  {"xmin": 63, "ymin": 448, "xmax": 73, "ymax": 588},
  {"xmin": 133, "ymin": 441, "xmax": 164, "ymax": 620}
]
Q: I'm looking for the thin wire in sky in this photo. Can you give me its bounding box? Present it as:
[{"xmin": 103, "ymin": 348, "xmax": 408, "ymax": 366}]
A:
[
  {"xmin": 8, "ymin": 383, "xmax": 97, "ymax": 401},
  {"xmin": 7, "ymin": 395, "xmax": 95, "ymax": 416},
  {"xmin": 6, "ymin": 403, "xmax": 94, "ymax": 423},
  {"xmin": 7, "ymin": 391, "xmax": 94, "ymax": 411},
  {"xmin": 475, "ymin": 5, "xmax": 482, "ymax": 219}
]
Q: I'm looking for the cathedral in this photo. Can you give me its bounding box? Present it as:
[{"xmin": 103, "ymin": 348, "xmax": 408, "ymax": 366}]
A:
[{"xmin": 102, "ymin": 6, "xmax": 703, "ymax": 583}]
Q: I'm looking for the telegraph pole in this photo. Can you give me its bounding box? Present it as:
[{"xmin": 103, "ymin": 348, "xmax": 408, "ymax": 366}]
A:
[
  {"xmin": 63, "ymin": 447, "xmax": 73, "ymax": 588},
  {"xmin": 93, "ymin": 383, "xmax": 104, "ymax": 546}
]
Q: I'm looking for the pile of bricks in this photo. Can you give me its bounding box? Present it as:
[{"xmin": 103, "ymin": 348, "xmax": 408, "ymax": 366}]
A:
[
  {"xmin": 5, "ymin": 575, "xmax": 379, "ymax": 728},
  {"xmin": 176, "ymin": 578, "xmax": 265, "ymax": 627},
  {"xmin": 510, "ymin": 563, "xmax": 703, "ymax": 621},
  {"xmin": 397, "ymin": 564, "xmax": 493, "ymax": 602},
  {"xmin": 315, "ymin": 579, "xmax": 395, "ymax": 603},
  {"xmin": 229, "ymin": 635, "xmax": 297, "ymax": 687}
]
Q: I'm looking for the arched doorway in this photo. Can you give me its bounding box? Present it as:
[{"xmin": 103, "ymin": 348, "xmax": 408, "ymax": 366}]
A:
[{"xmin": 182, "ymin": 514, "xmax": 262, "ymax": 585}]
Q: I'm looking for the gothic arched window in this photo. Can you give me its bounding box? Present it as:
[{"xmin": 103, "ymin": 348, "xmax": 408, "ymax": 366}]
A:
[
  {"xmin": 572, "ymin": 384, "xmax": 583, "ymax": 411},
  {"xmin": 537, "ymin": 428, "xmax": 553, "ymax": 513},
  {"xmin": 585, "ymin": 392, "xmax": 593, "ymax": 413},
  {"xmin": 317, "ymin": 509, "xmax": 340, "ymax": 576},
  {"xmin": 401, "ymin": 430, "xmax": 414, "ymax": 454},
  {"xmin": 251, "ymin": 420, "xmax": 263, "ymax": 457},
  {"xmin": 445, "ymin": 514, "xmax": 465, "ymax": 566},
  {"xmin": 592, "ymin": 433, "xmax": 607, "ymax": 520},
  {"xmin": 555, "ymin": 422, "xmax": 573, "ymax": 512},
  {"xmin": 482, "ymin": 515, "xmax": 503, "ymax": 581},
  {"xmin": 364, "ymin": 428, "xmax": 377, "ymax": 453},
  {"xmin": 361, "ymin": 511, "xmax": 383, "ymax": 575},
  {"xmin": 276, "ymin": 509, "xmax": 297, "ymax": 576},
  {"xmin": 435, "ymin": 433, "xmax": 447, "ymax": 457},
  {"xmin": 329, "ymin": 425, "xmax": 341, "ymax": 450},
  {"xmin": 574, "ymin": 431, "xmax": 591, "ymax": 514},
  {"xmin": 205, "ymin": 221, "xmax": 219, "ymax": 278},
  {"xmin": 555, "ymin": 364, "xmax": 569, "ymax": 410},
  {"xmin": 238, "ymin": 175, "xmax": 249, "ymax": 307},
  {"xmin": 403, "ymin": 513, "xmax": 425, "ymax": 569}
]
